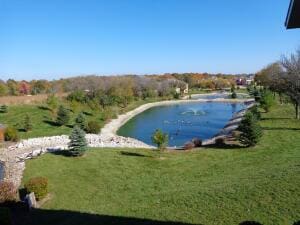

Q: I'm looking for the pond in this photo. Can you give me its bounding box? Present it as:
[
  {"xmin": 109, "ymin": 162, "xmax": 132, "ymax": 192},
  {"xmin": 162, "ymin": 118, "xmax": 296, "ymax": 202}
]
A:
[{"xmin": 118, "ymin": 102, "xmax": 245, "ymax": 147}]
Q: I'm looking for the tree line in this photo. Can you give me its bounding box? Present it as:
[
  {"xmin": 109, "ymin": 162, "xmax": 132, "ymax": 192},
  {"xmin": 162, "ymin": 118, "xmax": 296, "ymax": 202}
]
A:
[{"xmin": 255, "ymin": 48, "xmax": 300, "ymax": 119}]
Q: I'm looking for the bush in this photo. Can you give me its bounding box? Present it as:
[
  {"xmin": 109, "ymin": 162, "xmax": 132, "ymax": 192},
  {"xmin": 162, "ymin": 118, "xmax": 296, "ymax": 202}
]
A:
[
  {"xmin": 238, "ymin": 112, "xmax": 262, "ymax": 147},
  {"xmin": 259, "ymin": 91, "xmax": 275, "ymax": 112},
  {"xmin": 215, "ymin": 137, "xmax": 225, "ymax": 146},
  {"xmin": 0, "ymin": 181, "xmax": 17, "ymax": 203},
  {"xmin": 68, "ymin": 126, "xmax": 87, "ymax": 156},
  {"xmin": 4, "ymin": 127, "xmax": 19, "ymax": 142},
  {"xmin": 56, "ymin": 105, "xmax": 70, "ymax": 126},
  {"xmin": 24, "ymin": 177, "xmax": 48, "ymax": 200},
  {"xmin": 184, "ymin": 141, "xmax": 195, "ymax": 150},
  {"xmin": 85, "ymin": 121, "xmax": 101, "ymax": 134},
  {"xmin": 192, "ymin": 138, "xmax": 202, "ymax": 147},
  {"xmin": 0, "ymin": 207, "xmax": 12, "ymax": 225},
  {"xmin": 0, "ymin": 105, "xmax": 8, "ymax": 113},
  {"xmin": 23, "ymin": 114, "xmax": 33, "ymax": 132},
  {"xmin": 75, "ymin": 112, "xmax": 86, "ymax": 130},
  {"xmin": 151, "ymin": 129, "xmax": 168, "ymax": 150},
  {"xmin": 249, "ymin": 105, "xmax": 261, "ymax": 120},
  {"xmin": 231, "ymin": 91, "xmax": 237, "ymax": 99}
]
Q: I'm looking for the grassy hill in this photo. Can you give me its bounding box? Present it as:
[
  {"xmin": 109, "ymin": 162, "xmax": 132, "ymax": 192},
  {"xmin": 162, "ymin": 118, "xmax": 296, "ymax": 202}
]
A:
[{"xmin": 18, "ymin": 102, "xmax": 300, "ymax": 225}]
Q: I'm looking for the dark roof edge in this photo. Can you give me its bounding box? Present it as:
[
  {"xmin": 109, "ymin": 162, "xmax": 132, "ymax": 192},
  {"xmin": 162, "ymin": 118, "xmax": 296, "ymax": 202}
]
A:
[{"xmin": 285, "ymin": 0, "xmax": 295, "ymax": 28}]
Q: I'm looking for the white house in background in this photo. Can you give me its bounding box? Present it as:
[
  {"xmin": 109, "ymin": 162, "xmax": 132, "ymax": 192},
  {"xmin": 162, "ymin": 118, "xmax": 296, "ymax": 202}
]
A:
[{"xmin": 175, "ymin": 84, "xmax": 189, "ymax": 95}]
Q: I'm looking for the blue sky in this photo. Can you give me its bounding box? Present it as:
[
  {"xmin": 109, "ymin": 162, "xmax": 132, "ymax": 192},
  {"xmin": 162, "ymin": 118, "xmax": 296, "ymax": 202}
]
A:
[{"xmin": 0, "ymin": 0, "xmax": 299, "ymax": 80}]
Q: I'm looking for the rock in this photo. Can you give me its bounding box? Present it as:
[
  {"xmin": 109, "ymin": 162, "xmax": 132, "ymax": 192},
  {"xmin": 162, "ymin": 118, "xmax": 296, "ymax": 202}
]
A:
[{"xmin": 25, "ymin": 192, "xmax": 37, "ymax": 209}]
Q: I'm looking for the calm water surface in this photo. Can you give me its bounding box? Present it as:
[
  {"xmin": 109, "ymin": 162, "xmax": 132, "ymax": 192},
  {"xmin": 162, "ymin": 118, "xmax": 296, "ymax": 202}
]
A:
[{"xmin": 118, "ymin": 102, "xmax": 245, "ymax": 146}]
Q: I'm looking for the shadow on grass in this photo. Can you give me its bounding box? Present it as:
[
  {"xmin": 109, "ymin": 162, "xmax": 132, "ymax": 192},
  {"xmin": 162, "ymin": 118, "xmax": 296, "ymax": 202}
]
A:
[
  {"xmin": 49, "ymin": 150, "xmax": 72, "ymax": 157},
  {"xmin": 262, "ymin": 127, "xmax": 300, "ymax": 131},
  {"xmin": 239, "ymin": 221, "xmax": 263, "ymax": 225},
  {"xmin": 43, "ymin": 120, "xmax": 60, "ymax": 127},
  {"xmin": 261, "ymin": 117, "xmax": 292, "ymax": 121},
  {"xmin": 2, "ymin": 202, "xmax": 299, "ymax": 225},
  {"xmin": 120, "ymin": 151, "xmax": 151, "ymax": 158},
  {"xmin": 37, "ymin": 105, "xmax": 51, "ymax": 111},
  {"xmin": 83, "ymin": 111, "xmax": 93, "ymax": 116},
  {"xmin": 2, "ymin": 202, "xmax": 202, "ymax": 225},
  {"xmin": 204, "ymin": 143, "xmax": 246, "ymax": 150}
]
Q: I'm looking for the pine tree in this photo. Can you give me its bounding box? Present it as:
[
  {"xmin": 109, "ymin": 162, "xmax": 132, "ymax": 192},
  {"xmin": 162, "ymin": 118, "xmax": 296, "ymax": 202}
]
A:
[
  {"xmin": 75, "ymin": 112, "xmax": 86, "ymax": 130},
  {"xmin": 68, "ymin": 126, "xmax": 87, "ymax": 156},
  {"xmin": 151, "ymin": 129, "xmax": 168, "ymax": 150},
  {"xmin": 56, "ymin": 105, "xmax": 70, "ymax": 126},
  {"xmin": 0, "ymin": 105, "xmax": 8, "ymax": 113},
  {"xmin": 24, "ymin": 114, "xmax": 33, "ymax": 132},
  {"xmin": 238, "ymin": 112, "xmax": 262, "ymax": 147}
]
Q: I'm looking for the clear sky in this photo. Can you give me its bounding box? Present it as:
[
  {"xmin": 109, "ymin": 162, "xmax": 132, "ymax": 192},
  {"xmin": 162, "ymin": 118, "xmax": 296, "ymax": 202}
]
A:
[{"xmin": 0, "ymin": 0, "xmax": 299, "ymax": 80}]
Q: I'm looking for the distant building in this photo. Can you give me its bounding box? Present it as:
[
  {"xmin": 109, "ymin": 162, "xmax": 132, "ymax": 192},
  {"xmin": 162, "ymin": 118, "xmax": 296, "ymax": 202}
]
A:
[
  {"xmin": 285, "ymin": 0, "xmax": 300, "ymax": 29},
  {"xmin": 175, "ymin": 84, "xmax": 189, "ymax": 95}
]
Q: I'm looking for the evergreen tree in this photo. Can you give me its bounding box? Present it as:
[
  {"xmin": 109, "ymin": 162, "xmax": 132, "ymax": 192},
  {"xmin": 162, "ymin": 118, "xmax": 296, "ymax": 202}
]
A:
[
  {"xmin": 56, "ymin": 105, "xmax": 70, "ymax": 126},
  {"xmin": 24, "ymin": 114, "xmax": 33, "ymax": 132},
  {"xmin": 151, "ymin": 129, "xmax": 168, "ymax": 150},
  {"xmin": 0, "ymin": 105, "xmax": 8, "ymax": 113},
  {"xmin": 75, "ymin": 112, "xmax": 86, "ymax": 130},
  {"xmin": 68, "ymin": 126, "xmax": 87, "ymax": 156},
  {"xmin": 238, "ymin": 112, "xmax": 262, "ymax": 147}
]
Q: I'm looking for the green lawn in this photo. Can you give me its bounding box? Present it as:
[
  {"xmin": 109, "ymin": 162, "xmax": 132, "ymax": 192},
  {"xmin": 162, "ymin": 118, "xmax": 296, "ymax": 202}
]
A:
[
  {"xmin": 0, "ymin": 98, "xmax": 162, "ymax": 139},
  {"xmin": 19, "ymin": 102, "xmax": 300, "ymax": 225}
]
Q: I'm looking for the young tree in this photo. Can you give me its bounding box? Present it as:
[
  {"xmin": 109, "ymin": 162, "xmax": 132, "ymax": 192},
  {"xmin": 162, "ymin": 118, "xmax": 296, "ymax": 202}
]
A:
[
  {"xmin": 151, "ymin": 129, "xmax": 168, "ymax": 150},
  {"xmin": 259, "ymin": 90, "xmax": 275, "ymax": 112},
  {"xmin": 56, "ymin": 105, "xmax": 70, "ymax": 126},
  {"xmin": 281, "ymin": 48, "xmax": 300, "ymax": 119},
  {"xmin": 75, "ymin": 112, "xmax": 86, "ymax": 130},
  {"xmin": 68, "ymin": 126, "xmax": 87, "ymax": 156},
  {"xmin": 23, "ymin": 114, "xmax": 33, "ymax": 132},
  {"xmin": 0, "ymin": 105, "xmax": 8, "ymax": 113},
  {"xmin": 46, "ymin": 94, "xmax": 59, "ymax": 117},
  {"xmin": 238, "ymin": 112, "xmax": 262, "ymax": 147}
]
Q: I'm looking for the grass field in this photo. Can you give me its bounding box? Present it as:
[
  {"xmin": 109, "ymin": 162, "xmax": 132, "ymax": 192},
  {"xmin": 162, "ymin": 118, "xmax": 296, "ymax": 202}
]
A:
[
  {"xmin": 0, "ymin": 98, "xmax": 161, "ymax": 139},
  {"xmin": 19, "ymin": 102, "xmax": 300, "ymax": 225}
]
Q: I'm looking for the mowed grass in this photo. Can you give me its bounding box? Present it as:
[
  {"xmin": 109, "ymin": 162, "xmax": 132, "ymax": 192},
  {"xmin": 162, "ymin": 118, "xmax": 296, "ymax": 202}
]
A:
[
  {"xmin": 21, "ymin": 103, "xmax": 300, "ymax": 225},
  {"xmin": 0, "ymin": 98, "xmax": 169, "ymax": 139},
  {"xmin": 0, "ymin": 105, "xmax": 101, "ymax": 139}
]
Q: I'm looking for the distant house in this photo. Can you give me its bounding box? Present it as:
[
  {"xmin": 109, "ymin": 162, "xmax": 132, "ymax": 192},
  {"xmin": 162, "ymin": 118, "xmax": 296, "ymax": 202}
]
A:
[
  {"xmin": 285, "ymin": 0, "xmax": 300, "ymax": 29},
  {"xmin": 175, "ymin": 84, "xmax": 189, "ymax": 95}
]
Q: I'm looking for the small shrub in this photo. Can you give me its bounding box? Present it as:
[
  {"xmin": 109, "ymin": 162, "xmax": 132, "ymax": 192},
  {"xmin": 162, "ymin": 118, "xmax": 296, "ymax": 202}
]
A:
[
  {"xmin": 231, "ymin": 91, "xmax": 237, "ymax": 99},
  {"xmin": 238, "ymin": 112, "xmax": 262, "ymax": 147},
  {"xmin": 0, "ymin": 105, "xmax": 8, "ymax": 113},
  {"xmin": 56, "ymin": 105, "xmax": 70, "ymax": 126},
  {"xmin": 4, "ymin": 127, "xmax": 19, "ymax": 142},
  {"xmin": 259, "ymin": 91, "xmax": 275, "ymax": 112},
  {"xmin": 85, "ymin": 121, "xmax": 101, "ymax": 134},
  {"xmin": 192, "ymin": 138, "xmax": 202, "ymax": 147},
  {"xmin": 24, "ymin": 177, "xmax": 48, "ymax": 200},
  {"xmin": 75, "ymin": 112, "xmax": 86, "ymax": 130},
  {"xmin": 23, "ymin": 114, "xmax": 33, "ymax": 132},
  {"xmin": 151, "ymin": 129, "xmax": 168, "ymax": 150},
  {"xmin": 215, "ymin": 137, "xmax": 225, "ymax": 146},
  {"xmin": 0, "ymin": 181, "xmax": 17, "ymax": 203},
  {"xmin": 0, "ymin": 207, "xmax": 12, "ymax": 225},
  {"xmin": 249, "ymin": 105, "xmax": 261, "ymax": 120},
  {"xmin": 68, "ymin": 126, "xmax": 87, "ymax": 156},
  {"xmin": 184, "ymin": 141, "xmax": 195, "ymax": 150}
]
